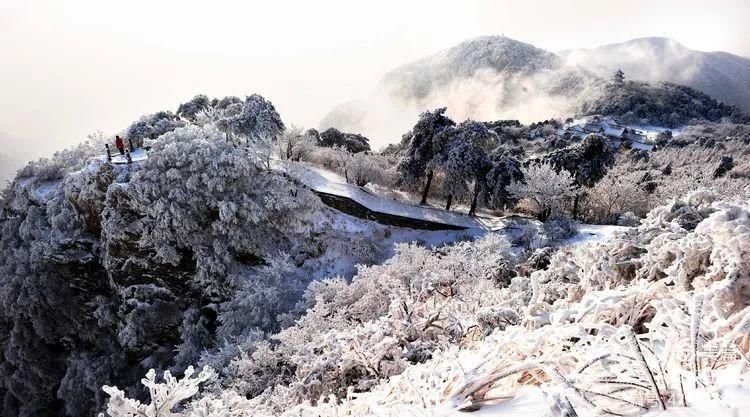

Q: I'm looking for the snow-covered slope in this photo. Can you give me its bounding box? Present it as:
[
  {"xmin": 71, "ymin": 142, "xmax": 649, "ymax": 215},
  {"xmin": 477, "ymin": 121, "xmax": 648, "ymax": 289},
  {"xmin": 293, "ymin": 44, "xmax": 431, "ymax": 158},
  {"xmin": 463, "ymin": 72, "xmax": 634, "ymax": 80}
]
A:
[
  {"xmin": 99, "ymin": 189, "xmax": 750, "ymax": 417},
  {"xmin": 289, "ymin": 163, "xmax": 507, "ymax": 231}
]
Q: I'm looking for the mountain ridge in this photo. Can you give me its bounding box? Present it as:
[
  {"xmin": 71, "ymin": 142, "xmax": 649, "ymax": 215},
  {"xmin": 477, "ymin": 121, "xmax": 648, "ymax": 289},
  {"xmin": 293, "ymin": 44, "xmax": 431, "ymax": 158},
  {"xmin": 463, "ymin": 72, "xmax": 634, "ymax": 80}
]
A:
[{"xmin": 560, "ymin": 37, "xmax": 750, "ymax": 111}]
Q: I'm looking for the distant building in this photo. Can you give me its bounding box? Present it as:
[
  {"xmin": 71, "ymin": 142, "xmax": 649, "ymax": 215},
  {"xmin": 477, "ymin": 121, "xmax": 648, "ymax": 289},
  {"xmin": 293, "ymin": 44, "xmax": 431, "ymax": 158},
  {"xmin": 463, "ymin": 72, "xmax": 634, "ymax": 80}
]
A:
[
  {"xmin": 564, "ymin": 116, "xmax": 652, "ymax": 150},
  {"xmin": 567, "ymin": 124, "xmax": 587, "ymax": 138}
]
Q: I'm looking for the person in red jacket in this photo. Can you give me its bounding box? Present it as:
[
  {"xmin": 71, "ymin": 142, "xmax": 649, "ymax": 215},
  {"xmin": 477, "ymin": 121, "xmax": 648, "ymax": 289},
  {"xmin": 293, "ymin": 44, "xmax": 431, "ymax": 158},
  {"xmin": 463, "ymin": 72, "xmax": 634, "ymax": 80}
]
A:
[{"xmin": 115, "ymin": 135, "xmax": 125, "ymax": 155}]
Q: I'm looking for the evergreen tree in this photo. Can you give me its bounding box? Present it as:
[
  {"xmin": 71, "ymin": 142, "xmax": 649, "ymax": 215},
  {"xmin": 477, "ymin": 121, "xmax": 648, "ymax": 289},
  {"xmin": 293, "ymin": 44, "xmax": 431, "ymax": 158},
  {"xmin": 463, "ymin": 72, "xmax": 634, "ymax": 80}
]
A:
[
  {"xmin": 177, "ymin": 94, "xmax": 211, "ymax": 121},
  {"xmin": 397, "ymin": 108, "xmax": 456, "ymax": 205},
  {"xmin": 437, "ymin": 121, "xmax": 494, "ymax": 214},
  {"xmin": 484, "ymin": 150, "xmax": 523, "ymax": 211},
  {"xmin": 612, "ymin": 68, "xmax": 625, "ymax": 85}
]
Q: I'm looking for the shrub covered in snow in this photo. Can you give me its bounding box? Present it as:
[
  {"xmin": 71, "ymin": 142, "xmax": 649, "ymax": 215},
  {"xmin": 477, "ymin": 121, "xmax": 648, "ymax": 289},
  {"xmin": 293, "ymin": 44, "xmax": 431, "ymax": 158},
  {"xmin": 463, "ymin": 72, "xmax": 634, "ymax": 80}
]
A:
[
  {"xmin": 195, "ymin": 234, "xmax": 520, "ymax": 411},
  {"xmin": 125, "ymin": 111, "xmax": 185, "ymax": 147},
  {"xmin": 508, "ymin": 162, "xmax": 578, "ymax": 221},
  {"xmin": 276, "ymin": 125, "xmax": 316, "ymax": 162},
  {"xmin": 99, "ymin": 191, "xmax": 750, "ymax": 417}
]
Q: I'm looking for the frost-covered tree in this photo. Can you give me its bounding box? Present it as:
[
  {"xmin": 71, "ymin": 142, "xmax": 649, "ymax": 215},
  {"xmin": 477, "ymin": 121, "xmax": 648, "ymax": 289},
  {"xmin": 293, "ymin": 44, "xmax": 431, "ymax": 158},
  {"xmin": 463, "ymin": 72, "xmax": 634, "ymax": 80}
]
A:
[
  {"xmin": 217, "ymin": 252, "xmax": 300, "ymax": 338},
  {"xmin": 100, "ymin": 366, "xmax": 217, "ymax": 417},
  {"xmin": 484, "ymin": 150, "xmax": 523, "ymax": 210},
  {"xmin": 533, "ymin": 134, "xmax": 615, "ymax": 188},
  {"xmin": 126, "ymin": 111, "xmax": 185, "ymax": 147},
  {"xmin": 217, "ymin": 94, "xmax": 285, "ymax": 144},
  {"xmin": 210, "ymin": 95, "xmax": 242, "ymax": 110},
  {"xmin": 177, "ymin": 94, "xmax": 211, "ymax": 122},
  {"xmin": 397, "ymin": 108, "xmax": 456, "ymax": 204},
  {"xmin": 317, "ymin": 128, "xmax": 370, "ymax": 153},
  {"xmin": 508, "ymin": 162, "xmax": 578, "ymax": 221},
  {"xmin": 111, "ymin": 124, "xmax": 319, "ymax": 297},
  {"xmin": 441, "ymin": 143, "xmax": 474, "ymax": 211},
  {"xmin": 529, "ymin": 134, "xmax": 615, "ymax": 218},
  {"xmin": 308, "ymin": 145, "xmax": 352, "ymax": 181},
  {"xmin": 346, "ymin": 152, "xmax": 382, "ymax": 187},
  {"xmin": 612, "ymin": 68, "xmax": 625, "ymax": 85},
  {"xmin": 277, "ymin": 126, "xmax": 316, "ymax": 162},
  {"xmin": 583, "ymin": 164, "xmax": 651, "ymax": 223},
  {"xmin": 437, "ymin": 121, "xmax": 494, "ymax": 213}
]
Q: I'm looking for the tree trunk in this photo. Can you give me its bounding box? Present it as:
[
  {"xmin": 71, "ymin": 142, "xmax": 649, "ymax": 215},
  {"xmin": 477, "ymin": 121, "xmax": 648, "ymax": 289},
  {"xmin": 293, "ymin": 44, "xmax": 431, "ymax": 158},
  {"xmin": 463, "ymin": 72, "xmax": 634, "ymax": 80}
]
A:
[
  {"xmin": 445, "ymin": 194, "xmax": 453, "ymax": 211},
  {"xmin": 538, "ymin": 206, "xmax": 551, "ymax": 222},
  {"xmin": 420, "ymin": 170, "xmax": 434, "ymax": 205},
  {"xmin": 572, "ymin": 194, "xmax": 580, "ymax": 220},
  {"xmin": 468, "ymin": 181, "xmax": 481, "ymax": 216}
]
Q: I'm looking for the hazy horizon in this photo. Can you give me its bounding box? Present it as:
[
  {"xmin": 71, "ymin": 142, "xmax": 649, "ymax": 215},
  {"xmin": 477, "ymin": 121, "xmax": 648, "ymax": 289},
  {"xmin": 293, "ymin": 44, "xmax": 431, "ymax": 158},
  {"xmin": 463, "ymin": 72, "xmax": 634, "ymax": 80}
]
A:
[{"xmin": 1, "ymin": 0, "xmax": 749, "ymax": 160}]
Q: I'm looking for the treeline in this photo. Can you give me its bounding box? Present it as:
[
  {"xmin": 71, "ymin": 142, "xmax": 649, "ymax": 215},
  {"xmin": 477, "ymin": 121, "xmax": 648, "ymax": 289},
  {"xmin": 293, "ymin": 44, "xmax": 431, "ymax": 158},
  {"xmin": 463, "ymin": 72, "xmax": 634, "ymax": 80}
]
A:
[{"xmin": 383, "ymin": 108, "xmax": 615, "ymax": 221}]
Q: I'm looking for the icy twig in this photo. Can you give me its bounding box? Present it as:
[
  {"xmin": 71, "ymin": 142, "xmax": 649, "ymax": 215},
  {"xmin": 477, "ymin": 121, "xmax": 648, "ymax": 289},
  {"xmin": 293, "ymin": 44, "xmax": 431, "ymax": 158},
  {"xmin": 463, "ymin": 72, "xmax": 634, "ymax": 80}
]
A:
[{"xmin": 625, "ymin": 327, "xmax": 666, "ymax": 410}]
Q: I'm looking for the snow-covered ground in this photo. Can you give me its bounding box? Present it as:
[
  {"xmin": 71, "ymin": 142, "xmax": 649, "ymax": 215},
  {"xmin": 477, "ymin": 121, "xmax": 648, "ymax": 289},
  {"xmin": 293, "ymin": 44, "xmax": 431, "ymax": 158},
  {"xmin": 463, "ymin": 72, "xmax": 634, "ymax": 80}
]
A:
[
  {"xmin": 289, "ymin": 162, "xmax": 633, "ymax": 249},
  {"xmin": 288, "ymin": 163, "xmax": 508, "ymax": 231},
  {"xmin": 568, "ymin": 224, "xmax": 628, "ymax": 245},
  {"xmin": 301, "ymin": 207, "xmax": 476, "ymax": 280},
  {"xmin": 110, "ymin": 148, "xmax": 148, "ymax": 164}
]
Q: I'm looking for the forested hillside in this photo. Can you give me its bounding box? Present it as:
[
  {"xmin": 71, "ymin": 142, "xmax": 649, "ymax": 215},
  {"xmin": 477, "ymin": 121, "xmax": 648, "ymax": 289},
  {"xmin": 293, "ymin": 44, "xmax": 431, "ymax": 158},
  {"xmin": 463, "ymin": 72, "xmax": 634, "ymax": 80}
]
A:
[{"xmin": 580, "ymin": 80, "xmax": 748, "ymax": 127}]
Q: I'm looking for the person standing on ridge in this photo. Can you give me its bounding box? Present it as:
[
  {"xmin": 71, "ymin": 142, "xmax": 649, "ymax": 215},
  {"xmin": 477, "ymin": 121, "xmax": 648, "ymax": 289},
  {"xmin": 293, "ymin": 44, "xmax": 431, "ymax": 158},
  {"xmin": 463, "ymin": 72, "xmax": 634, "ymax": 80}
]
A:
[{"xmin": 115, "ymin": 135, "xmax": 125, "ymax": 155}]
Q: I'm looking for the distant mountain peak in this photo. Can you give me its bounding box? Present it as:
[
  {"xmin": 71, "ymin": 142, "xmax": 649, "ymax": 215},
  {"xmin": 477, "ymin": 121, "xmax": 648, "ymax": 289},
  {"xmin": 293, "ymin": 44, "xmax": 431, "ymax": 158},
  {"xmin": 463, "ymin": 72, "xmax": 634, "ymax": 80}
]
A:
[{"xmin": 381, "ymin": 35, "xmax": 562, "ymax": 101}]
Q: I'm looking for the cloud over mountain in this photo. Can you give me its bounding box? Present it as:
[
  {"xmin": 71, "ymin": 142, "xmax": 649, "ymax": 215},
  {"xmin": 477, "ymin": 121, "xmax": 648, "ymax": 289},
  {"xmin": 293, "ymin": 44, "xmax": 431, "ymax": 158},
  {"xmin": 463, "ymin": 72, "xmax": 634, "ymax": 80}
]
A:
[
  {"xmin": 561, "ymin": 37, "xmax": 750, "ymax": 112},
  {"xmin": 322, "ymin": 36, "xmax": 750, "ymax": 148}
]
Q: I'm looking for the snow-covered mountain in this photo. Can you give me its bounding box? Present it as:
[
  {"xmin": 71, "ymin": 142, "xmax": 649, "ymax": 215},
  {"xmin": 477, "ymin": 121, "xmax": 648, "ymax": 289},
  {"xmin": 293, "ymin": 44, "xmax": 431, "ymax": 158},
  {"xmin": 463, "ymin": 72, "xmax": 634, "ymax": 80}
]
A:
[
  {"xmin": 380, "ymin": 35, "xmax": 564, "ymax": 101},
  {"xmin": 321, "ymin": 36, "xmax": 599, "ymax": 147},
  {"xmin": 3, "ymin": 88, "xmax": 750, "ymax": 416},
  {"xmin": 321, "ymin": 36, "xmax": 748, "ymax": 147},
  {"xmin": 561, "ymin": 37, "xmax": 750, "ymax": 112}
]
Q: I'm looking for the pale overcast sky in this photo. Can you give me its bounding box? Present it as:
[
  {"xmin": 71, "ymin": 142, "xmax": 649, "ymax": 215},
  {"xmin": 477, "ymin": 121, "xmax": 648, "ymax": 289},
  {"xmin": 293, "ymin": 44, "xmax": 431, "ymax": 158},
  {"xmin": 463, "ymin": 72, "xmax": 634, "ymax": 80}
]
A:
[{"xmin": 1, "ymin": 0, "xmax": 748, "ymax": 156}]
